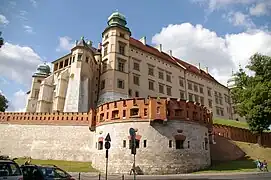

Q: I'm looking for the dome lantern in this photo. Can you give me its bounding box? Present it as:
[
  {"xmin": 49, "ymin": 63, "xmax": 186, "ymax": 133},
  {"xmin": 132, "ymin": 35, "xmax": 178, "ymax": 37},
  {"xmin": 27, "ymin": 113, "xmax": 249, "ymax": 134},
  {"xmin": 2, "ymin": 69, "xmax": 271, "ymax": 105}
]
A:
[{"xmin": 33, "ymin": 63, "xmax": 51, "ymax": 77}]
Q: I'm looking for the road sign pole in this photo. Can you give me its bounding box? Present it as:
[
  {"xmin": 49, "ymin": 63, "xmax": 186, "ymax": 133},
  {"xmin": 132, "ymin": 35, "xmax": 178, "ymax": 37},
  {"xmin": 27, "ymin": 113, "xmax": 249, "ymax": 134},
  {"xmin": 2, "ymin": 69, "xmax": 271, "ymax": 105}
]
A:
[
  {"xmin": 105, "ymin": 149, "xmax": 108, "ymax": 180},
  {"xmin": 104, "ymin": 133, "xmax": 111, "ymax": 180},
  {"xmin": 133, "ymin": 153, "xmax": 136, "ymax": 180}
]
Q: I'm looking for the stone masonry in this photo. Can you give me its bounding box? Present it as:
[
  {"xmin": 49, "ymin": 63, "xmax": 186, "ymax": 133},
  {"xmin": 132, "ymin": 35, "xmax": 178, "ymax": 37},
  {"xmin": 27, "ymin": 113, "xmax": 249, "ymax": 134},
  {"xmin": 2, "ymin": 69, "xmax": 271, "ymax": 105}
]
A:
[{"xmin": 92, "ymin": 120, "xmax": 210, "ymax": 175}]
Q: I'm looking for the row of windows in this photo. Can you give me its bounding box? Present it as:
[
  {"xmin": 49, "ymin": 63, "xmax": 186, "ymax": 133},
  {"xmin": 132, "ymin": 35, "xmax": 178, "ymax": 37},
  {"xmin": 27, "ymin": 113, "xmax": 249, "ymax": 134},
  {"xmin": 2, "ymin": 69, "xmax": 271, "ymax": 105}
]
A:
[{"xmin": 97, "ymin": 139, "xmax": 209, "ymax": 150}]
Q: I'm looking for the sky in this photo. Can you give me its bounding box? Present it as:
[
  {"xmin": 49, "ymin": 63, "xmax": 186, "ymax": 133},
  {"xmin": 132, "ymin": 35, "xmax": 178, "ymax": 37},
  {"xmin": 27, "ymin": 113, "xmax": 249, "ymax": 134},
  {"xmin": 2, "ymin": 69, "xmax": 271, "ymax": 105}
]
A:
[{"xmin": 0, "ymin": 0, "xmax": 270, "ymax": 112}]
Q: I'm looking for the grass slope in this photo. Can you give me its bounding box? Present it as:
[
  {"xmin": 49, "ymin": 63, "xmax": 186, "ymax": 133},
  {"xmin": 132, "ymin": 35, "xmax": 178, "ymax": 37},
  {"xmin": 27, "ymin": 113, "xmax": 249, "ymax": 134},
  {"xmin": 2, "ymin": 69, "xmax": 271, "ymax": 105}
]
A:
[
  {"xmin": 213, "ymin": 118, "xmax": 249, "ymax": 129},
  {"xmin": 15, "ymin": 158, "xmax": 96, "ymax": 172},
  {"xmin": 197, "ymin": 141, "xmax": 271, "ymax": 173}
]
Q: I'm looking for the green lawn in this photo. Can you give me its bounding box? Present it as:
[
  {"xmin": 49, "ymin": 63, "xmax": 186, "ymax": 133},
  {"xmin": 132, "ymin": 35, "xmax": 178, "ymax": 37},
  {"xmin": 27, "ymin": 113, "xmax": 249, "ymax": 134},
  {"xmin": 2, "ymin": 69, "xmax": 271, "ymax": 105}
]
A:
[
  {"xmin": 195, "ymin": 141, "xmax": 271, "ymax": 173},
  {"xmin": 213, "ymin": 118, "xmax": 249, "ymax": 129},
  {"xmin": 15, "ymin": 158, "xmax": 97, "ymax": 172}
]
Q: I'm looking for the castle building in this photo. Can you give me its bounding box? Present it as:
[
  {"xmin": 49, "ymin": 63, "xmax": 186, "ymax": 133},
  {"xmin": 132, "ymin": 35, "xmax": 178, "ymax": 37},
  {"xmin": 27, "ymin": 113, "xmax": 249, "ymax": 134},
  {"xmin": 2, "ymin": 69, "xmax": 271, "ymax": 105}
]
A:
[{"xmin": 25, "ymin": 11, "xmax": 233, "ymax": 120}]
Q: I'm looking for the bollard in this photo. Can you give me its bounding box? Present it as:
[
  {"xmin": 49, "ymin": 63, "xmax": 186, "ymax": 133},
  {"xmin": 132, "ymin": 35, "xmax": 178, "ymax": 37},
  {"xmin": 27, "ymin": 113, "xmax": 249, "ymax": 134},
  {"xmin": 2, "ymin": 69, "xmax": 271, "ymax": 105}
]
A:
[
  {"xmin": 98, "ymin": 173, "xmax": 101, "ymax": 180},
  {"xmin": 78, "ymin": 172, "xmax": 81, "ymax": 180},
  {"xmin": 122, "ymin": 174, "xmax": 125, "ymax": 180}
]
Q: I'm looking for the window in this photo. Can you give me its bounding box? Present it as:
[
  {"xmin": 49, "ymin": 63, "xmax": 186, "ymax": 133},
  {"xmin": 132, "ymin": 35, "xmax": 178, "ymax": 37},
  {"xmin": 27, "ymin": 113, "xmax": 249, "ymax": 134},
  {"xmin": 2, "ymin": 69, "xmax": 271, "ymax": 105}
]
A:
[
  {"xmin": 200, "ymin": 86, "xmax": 203, "ymax": 93},
  {"xmin": 120, "ymin": 32, "xmax": 125, "ymax": 38},
  {"xmin": 133, "ymin": 75, "xmax": 140, "ymax": 85},
  {"xmin": 216, "ymin": 107, "xmax": 220, "ymax": 115},
  {"xmin": 133, "ymin": 62, "xmax": 140, "ymax": 71},
  {"xmin": 119, "ymin": 43, "xmax": 125, "ymax": 55},
  {"xmin": 123, "ymin": 140, "xmax": 126, "ymax": 148},
  {"xmin": 180, "ymin": 91, "xmax": 185, "ymax": 99},
  {"xmin": 102, "ymin": 60, "xmax": 107, "ymax": 72},
  {"xmin": 37, "ymin": 80, "xmax": 41, "ymax": 83},
  {"xmin": 117, "ymin": 79, "xmax": 124, "ymax": 89},
  {"xmin": 200, "ymin": 97, "xmax": 204, "ymax": 105},
  {"xmin": 143, "ymin": 140, "xmax": 147, "ymax": 148},
  {"xmin": 149, "ymin": 80, "xmax": 154, "ymax": 90},
  {"xmin": 166, "ymin": 86, "xmax": 172, "ymax": 96},
  {"xmin": 188, "ymin": 93, "xmax": 193, "ymax": 101},
  {"xmin": 128, "ymin": 89, "xmax": 132, "ymax": 96},
  {"xmin": 158, "ymin": 71, "xmax": 164, "ymax": 79},
  {"xmin": 220, "ymin": 108, "xmax": 224, "ymax": 116},
  {"xmin": 34, "ymin": 90, "xmax": 39, "ymax": 99},
  {"xmin": 101, "ymin": 80, "xmax": 105, "ymax": 90},
  {"xmin": 187, "ymin": 141, "xmax": 190, "ymax": 148},
  {"xmin": 85, "ymin": 57, "xmax": 89, "ymax": 63},
  {"xmin": 208, "ymin": 99, "xmax": 212, "ymax": 108},
  {"xmin": 179, "ymin": 78, "xmax": 184, "ymax": 87},
  {"xmin": 175, "ymin": 140, "xmax": 184, "ymax": 149},
  {"xmin": 188, "ymin": 82, "xmax": 192, "ymax": 90},
  {"xmin": 118, "ymin": 60, "xmax": 125, "ymax": 72},
  {"xmin": 169, "ymin": 140, "xmax": 172, "ymax": 148},
  {"xmin": 208, "ymin": 88, "xmax": 212, "ymax": 96},
  {"xmin": 194, "ymin": 84, "xmax": 198, "ymax": 92},
  {"xmin": 59, "ymin": 61, "xmax": 63, "ymax": 68},
  {"xmin": 148, "ymin": 66, "xmax": 154, "ymax": 76},
  {"xmin": 78, "ymin": 54, "xmax": 82, "ymax": 61},
  {"xmin": 135, "ymin": 91, "xmax": 139, "ymax": 97},
  {"xmin": 195, "ymin": 95, "xmax": 199, "ymax": 103},
  {"xmin": 98, "ymin": 141, "xmax": 103, "ymax": 150},
  {"xmin": 166, "ymin": 73, "xmax": 171, "ymax": 82},
  {"xmin": 65, "ymin": 58, "xmax": 69, "ymax": 66},
  {"xmin": 159, "ymin": 84, "xmax": 164, "ymax": 93}
]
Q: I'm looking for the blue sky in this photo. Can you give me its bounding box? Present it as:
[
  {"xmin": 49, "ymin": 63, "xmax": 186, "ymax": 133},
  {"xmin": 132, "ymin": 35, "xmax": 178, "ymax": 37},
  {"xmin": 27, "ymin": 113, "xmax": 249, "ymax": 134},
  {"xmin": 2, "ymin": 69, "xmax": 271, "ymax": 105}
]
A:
[{"xmin": 0, "ymin": 0, "xmax": 270, "ymax": 111}]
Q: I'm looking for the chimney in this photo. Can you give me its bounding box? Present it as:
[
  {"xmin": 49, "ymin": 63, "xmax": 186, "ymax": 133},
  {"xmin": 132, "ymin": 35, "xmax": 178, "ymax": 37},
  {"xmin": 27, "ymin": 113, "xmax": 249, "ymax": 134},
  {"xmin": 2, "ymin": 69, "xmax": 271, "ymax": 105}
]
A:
[
  {"xmin": 169, "ymin": 50, "xmax": 172, "ymax": 56},
  {"xmin": 205, "ymin": 67, "xmax": 209, "ymax": 73},
  {"xmin": 139, "ymin": 36, "xmax": 146, "ymax": 45}
]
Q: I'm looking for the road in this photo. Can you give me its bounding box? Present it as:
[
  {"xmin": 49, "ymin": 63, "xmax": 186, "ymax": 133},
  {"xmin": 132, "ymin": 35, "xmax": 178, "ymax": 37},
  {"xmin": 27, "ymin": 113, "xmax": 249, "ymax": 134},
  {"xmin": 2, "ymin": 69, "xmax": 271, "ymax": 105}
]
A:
[{"xmin": 70, "ymin": 172, "xmax": 271, "ymax": 180}]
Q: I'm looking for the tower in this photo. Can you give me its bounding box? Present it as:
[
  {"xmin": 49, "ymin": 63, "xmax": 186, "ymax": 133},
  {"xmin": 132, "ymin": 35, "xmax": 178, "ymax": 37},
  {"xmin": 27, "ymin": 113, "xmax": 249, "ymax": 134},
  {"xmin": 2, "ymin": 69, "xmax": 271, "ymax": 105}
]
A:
[
  {"xmin": 26, "ymin": 63, "xmax": 51, "ymax": 112},
  {"xmin": 63, "ymin": 37, "xmax": 99, "ymax": 112},
  {"xmin": 98, "ymin": 11, "xmax": 132, "ymax": 105}
]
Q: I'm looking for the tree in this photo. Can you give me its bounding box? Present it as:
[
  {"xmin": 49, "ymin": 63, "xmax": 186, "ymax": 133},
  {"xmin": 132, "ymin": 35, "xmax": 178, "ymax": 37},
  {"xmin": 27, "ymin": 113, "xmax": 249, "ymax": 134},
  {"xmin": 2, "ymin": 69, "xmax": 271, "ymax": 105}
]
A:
[
  {"xmin": 0, "ymin": 92, "xmax": 8, "ymax": 112},
  {"xmin": 231, "ymin": 53, "xmax": 271, "ymax": 146}
]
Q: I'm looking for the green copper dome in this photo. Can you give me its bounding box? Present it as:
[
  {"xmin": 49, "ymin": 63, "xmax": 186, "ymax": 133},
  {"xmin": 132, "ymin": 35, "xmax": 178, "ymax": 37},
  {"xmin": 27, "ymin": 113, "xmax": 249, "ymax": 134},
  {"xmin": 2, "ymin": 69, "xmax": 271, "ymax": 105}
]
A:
[
  {"xmin": 33, "ymin": 63, "xmax": 51, "ymax": 77},
  {"xmin": 107, "ymin": 11, "xmax": 127, "ymax": 27}
]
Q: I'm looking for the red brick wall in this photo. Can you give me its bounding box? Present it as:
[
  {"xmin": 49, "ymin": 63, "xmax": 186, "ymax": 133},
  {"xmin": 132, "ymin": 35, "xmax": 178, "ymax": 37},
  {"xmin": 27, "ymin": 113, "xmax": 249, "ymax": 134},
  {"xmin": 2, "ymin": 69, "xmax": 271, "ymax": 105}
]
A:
[{"xmin": 213, "ymin": 124, "xmax": 271, "ymax": 147}]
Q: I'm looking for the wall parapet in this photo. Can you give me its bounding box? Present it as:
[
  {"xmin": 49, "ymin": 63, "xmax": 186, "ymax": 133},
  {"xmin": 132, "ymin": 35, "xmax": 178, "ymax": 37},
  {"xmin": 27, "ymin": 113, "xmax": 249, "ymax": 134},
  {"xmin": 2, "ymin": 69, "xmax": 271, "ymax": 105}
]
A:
[
  {"xmin": 0, "ymin": 97, "xmax": 212, "ymax": 129},
  {"xmin": 0, "ymin": 111, "xmax": 92, "ymax": 126},
  {"xmin": 213, "ymin": 124, "xmax": 271, "ymax": 147}
]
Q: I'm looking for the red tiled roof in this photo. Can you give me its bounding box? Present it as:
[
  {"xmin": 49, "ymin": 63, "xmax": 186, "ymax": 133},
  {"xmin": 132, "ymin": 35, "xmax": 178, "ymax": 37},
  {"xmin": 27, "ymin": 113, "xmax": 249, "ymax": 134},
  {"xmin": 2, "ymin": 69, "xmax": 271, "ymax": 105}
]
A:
[{"xmin": 129, "ymin": 37, "xmax": 221, "ymax": 85}]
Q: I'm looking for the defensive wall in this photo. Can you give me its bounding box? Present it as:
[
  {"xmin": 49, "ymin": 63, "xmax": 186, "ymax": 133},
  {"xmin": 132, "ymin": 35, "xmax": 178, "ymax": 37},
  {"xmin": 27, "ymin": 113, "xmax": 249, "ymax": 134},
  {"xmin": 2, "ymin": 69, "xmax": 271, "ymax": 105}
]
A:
[{"xmin": 0, "ymin": 97, "xmax": 271, "ymax": 174}]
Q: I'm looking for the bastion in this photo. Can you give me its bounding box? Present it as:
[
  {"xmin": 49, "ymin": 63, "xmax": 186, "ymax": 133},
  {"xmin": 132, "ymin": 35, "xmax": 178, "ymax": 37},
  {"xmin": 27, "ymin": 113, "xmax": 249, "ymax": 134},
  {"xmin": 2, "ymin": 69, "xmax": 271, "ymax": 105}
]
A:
[{"xmin": 0, "ymin": 97, "xmax": 213, "ymax": 175}]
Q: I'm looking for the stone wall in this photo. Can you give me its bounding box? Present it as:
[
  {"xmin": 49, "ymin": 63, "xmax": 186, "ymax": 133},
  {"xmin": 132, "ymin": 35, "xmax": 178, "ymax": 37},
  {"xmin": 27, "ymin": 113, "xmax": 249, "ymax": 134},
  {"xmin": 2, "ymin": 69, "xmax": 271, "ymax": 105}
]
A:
[
  {"xmin": 0, "ymin": 124, "xmax": 94, "ymax": 162},
  {"xmin": 92, "ymin": 120, "xmax": 210, "ymax": 175}
]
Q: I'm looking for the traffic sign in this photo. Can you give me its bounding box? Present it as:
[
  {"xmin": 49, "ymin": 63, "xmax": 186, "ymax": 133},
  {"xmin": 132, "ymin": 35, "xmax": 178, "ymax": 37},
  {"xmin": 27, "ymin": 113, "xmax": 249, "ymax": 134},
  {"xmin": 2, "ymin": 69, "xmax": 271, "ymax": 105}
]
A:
[
  {"xmin": 129, "ymin": 128, "xmax": 136, "ymax": 137},
  {"xmin": 105, "ymin": 141, "xmax": 111, "ymax": 150},
  {"xmin": 105, "ymin": 133, "xmax": 111, "ymax": 142}
]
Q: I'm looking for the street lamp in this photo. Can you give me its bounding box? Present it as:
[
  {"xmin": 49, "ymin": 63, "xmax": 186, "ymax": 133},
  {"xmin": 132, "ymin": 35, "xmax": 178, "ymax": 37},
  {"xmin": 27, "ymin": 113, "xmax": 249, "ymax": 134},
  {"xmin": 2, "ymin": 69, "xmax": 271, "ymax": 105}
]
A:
[{"xmin": 0, "ymin": 31, "xmax": 4, "ymax": 48}]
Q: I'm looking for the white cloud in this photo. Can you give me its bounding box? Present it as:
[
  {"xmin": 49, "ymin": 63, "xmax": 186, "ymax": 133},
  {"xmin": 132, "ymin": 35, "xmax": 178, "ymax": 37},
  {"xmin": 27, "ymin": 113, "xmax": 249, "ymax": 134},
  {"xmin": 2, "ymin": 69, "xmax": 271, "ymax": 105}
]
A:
[
  {"xmin": 0, "ymin": 42, "xmax": 42, "ymax": 85},
  {"xmin": 225, "ymin": 11, "xmax": 255, "ymax": 29},
  {"xmin": 5, "ymin": 90, "xmax": 27, "ymax": 112},
  {"xmin": 56, "ymin": 36, "xmax": 74, "ymax": 52},
  {"xmin": 29, "ymin": 0, "xmax": 37, "ymax": 8},
  {"xmin": 23, "ymin": 25, "xmax": 34, "ymax": 33},
  {"xmin": 0, "ymin": 14, "xmax": 9, "ymax": 26},
  {"xmin": 249, "ymin": 1, "xmax": 271, "ymax": 16},
  {"xmin": 192, "ymin": 0, "xmax": 258, "ymax": 11},
  {"xmin": 152, "ymin": 23, "xmax": 271, "ymax": 86}
]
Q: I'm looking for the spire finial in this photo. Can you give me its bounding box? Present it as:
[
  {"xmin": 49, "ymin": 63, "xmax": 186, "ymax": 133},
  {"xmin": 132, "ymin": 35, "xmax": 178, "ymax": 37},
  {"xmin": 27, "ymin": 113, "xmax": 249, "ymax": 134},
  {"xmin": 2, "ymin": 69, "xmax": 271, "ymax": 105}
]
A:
[{"xmin": 81, "ymin": 36, "xmax": 84, "ymax": 40}]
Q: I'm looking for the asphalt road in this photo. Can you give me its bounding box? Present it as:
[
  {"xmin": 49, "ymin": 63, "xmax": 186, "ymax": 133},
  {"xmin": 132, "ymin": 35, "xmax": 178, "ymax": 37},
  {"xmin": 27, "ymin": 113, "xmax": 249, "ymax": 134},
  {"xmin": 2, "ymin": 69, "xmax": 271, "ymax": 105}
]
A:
[{"xmin": 70, "ymin": 172, "xmax": 271, "ymax": 180}]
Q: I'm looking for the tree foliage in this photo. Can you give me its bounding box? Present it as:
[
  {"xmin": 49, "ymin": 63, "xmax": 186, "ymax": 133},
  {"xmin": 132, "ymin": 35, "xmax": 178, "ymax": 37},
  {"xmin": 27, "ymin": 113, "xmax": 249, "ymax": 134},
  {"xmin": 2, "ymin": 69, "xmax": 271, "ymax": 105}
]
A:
[
  {"xmin": 0, "ymin": 92, "xmax": 8, "ymax": 112},
  {"xmin": 231, "ymin": 53, "xmax": 271, "ymax": 139}
]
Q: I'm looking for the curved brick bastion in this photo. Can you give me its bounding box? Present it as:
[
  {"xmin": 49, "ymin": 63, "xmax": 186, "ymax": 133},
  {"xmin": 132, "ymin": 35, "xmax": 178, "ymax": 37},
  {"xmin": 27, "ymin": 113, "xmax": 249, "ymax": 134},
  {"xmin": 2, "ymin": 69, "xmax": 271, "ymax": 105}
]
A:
[{"xmin": 90, "ymin": 97, "xmax": 213, "ymax": 174}]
